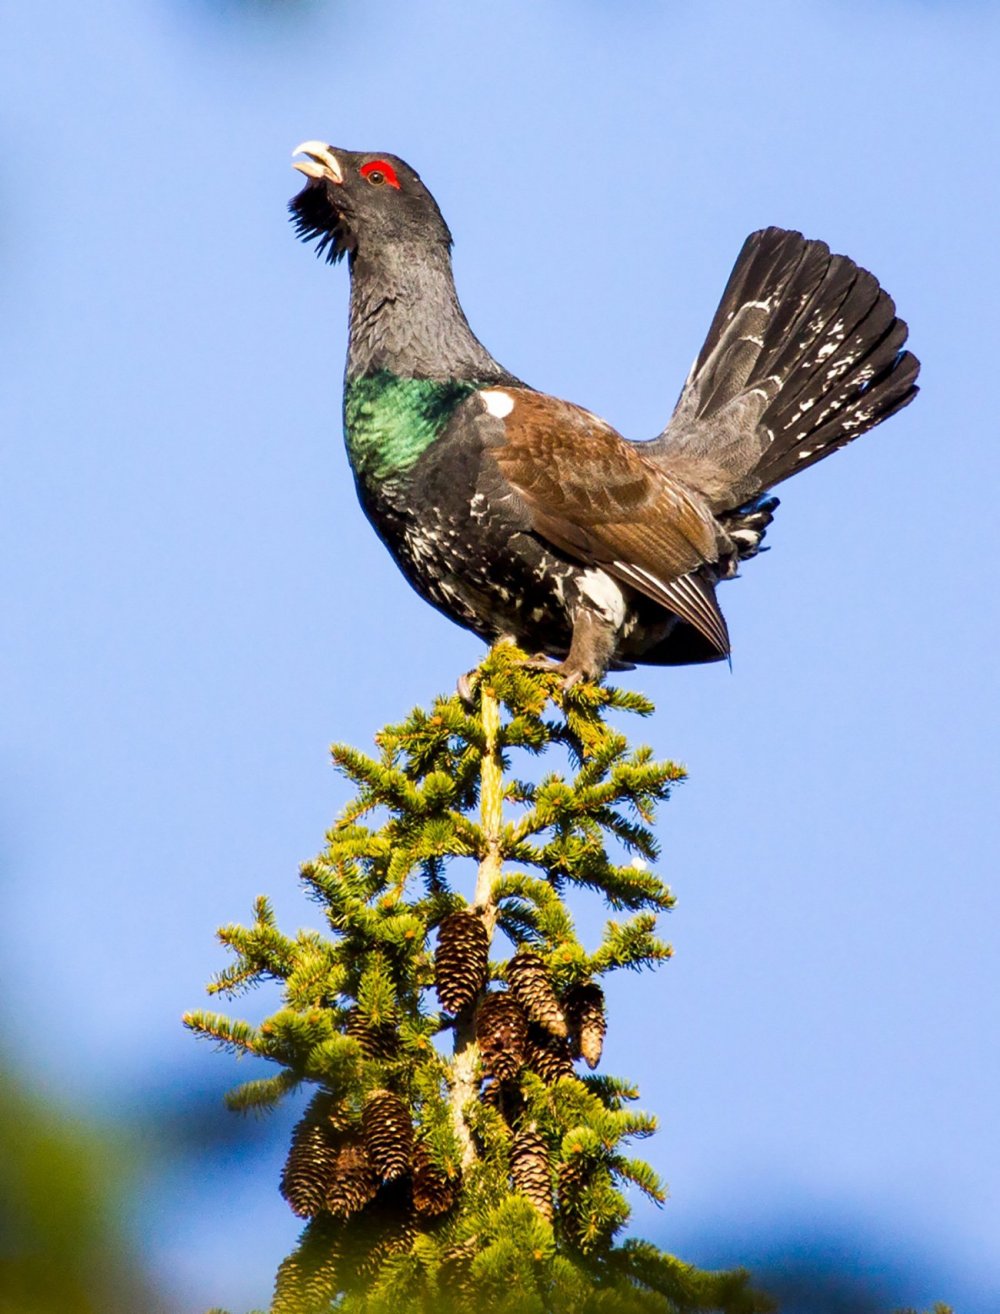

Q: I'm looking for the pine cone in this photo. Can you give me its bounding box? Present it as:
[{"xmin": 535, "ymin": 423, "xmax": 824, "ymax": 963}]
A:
[
  {"xmin": 564, "ymin": 981, "xmax": 606, "ymax": 1069},
  {"xmin": 345, "ymin": 1007, "xmax": 398, "ymax": 1059},
  {"xmin": 343, "ymin": 1181, "xmax": 417, "ymax": 1280},
  {"xmin": 506, "ymin": 950, "xmax": 568, "ymax": 1038},
  {"xmin": 557, "ymin": 1155, "xmax": 587, "ymax": 1201},
  {"xmin": 510, "ymin": 1124, "xmax": 553, "ymax": 1222},
  {"xmin": 557, "ymin": 1157, "xmax": 589, "ymax": 1246},
  {"xmin": 479, "ymin": 1078, "xmax": 524, "ymax": 1124},
  {"xmin": 411, "ymin": 1142, "xmax": 459, "ymax": 1217},
  {"xmin": 435, "ymin": 911, "xmax": 489, "ymax": 1013},
  {"xmin": 439, "ymin": 1236, "xmax": 479, "ymax": 1296},
  {"xmin": 324, "ymin": 1137, "xmax": 377, "ymax": 1218},
  {"xmin": 271, "ymin": 1214, "xmax": 345, "ymax": 1314},
  {"xmin": 280, "ymin": 1093, "xmax": 343, "ymax": 1219},
  {"xmin": 361, "ymin": 1090, "xmax": 413, "ymax": 1182},
  {"xmin": 526, "ymin": 1022, "xmax": 575, "ymax": 1084},
  {"xmin": 476, "ymin": 990, "xmax": 528, "ymax": 1082},
  {"xmin": 360, "ymin": 1211, "xmax": 417, "ymax": 1277}
]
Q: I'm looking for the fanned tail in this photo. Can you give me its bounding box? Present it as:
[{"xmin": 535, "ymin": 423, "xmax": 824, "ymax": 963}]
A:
[{"xmin": 653, "ymin": 227, "xmax": 920, "ymax": 510}]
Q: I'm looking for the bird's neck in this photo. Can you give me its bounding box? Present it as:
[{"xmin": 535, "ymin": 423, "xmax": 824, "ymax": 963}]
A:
[{"xmin": 345, "ymin": 240, "xmax": 508, "ymax": 383}]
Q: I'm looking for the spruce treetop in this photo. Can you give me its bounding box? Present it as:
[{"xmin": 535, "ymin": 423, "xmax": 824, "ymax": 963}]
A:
[{"xmin": 186, "ymin": 645, "xmax": 770, "ymax": 1314}]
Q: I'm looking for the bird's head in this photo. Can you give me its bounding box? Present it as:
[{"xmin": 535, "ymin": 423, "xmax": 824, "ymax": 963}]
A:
[{"xmin": 290, "ymin": 143, "xmax": 452, "ymax": 265}]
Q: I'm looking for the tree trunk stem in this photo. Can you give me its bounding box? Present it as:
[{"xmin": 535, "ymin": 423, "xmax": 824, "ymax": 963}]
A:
[{"xmin": 450, "ymin": 682, "xmax": 504, "ymax": 1169}]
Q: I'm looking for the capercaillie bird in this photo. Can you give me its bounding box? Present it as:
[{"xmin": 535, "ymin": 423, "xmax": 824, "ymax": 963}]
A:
[{"xmin": 290, "ymin": 143, "xmax": 919, "ymax": 684}]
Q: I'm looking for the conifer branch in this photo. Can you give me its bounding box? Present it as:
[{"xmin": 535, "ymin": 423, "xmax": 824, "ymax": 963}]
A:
[
  {"xmin": 225, "ymin": 1071, "xmax": 303, "ymax": 1115},
  {"xmin": 182, "ymin": 1010, "xmax": 261, "ymax": 1055},
  {"xmin": 187, "ymin": 644, "xmax": 771, "ymax": 1313}
]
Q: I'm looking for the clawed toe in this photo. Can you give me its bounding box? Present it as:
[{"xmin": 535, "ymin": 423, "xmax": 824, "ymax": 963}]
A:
[
  {"xmin": 456, "ymin": 669, "xmax": 479, "ymax": 704},
  {"xmin": 559, "ymin": 667, "xmax": 587, "ymax": 690},
  {"xmin": 520, "ymin": 653, "xmax": 560, "ymax": 673},
  {"xmin": 516, "ymin": 654, "xmax": 597, "ymax": 690}
]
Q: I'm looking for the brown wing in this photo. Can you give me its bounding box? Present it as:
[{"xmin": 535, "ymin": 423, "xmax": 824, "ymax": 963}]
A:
[{"xmin": 480, "ymin": 388, "xmax": 729, "ymax": 654}]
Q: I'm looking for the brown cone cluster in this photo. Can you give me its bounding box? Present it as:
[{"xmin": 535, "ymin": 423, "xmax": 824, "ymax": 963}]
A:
[
  {"xmin": 346, "ymin": 1182, "xmax": 418, "ymax": 1279},
  {"xmin": 280, "ymin": 1094, "xmax": 343, "ymax": 1219},
  {"xmin": 476, "ymin": 990, "xmax": 528, "ymax": 1082},
  {"xmin": 411, "ymin": 1142, "xmax": 460, "ymax": 1217},
  {"xmin": 439, "ymin": 1236, "xmax": 479, "ymax": 1297},
  {"xmin": 506, "ymin": 950, "xmax": 568, "ymax": 1037},
  {"xmin": 361, "ymin": 1090, "xmax": 413, "ymax": 1182},
  {"xmin": 526, "ymin": 1022, "xmax": 575, "ymax": 1084},
  {"xmin": 564, "ymin": 981, "xmax": 606, "ymax": 1069},
  {"xmin": 281, "ymin": 1083, "xmax": 461, "ymax": 1236},
  {"xmin": 271, "ymin": 1213, "xmax": 344, "ymax": 1314},
  {"xmin": 324, "ymin": 1138, "xmax": 378, "ymax": 1218},
  {"xmin": 280, "ymin": 1093, "xmax": 381, "ymax": 1223},
  {"xmin": 345, "ymin": 1007, "xmax": 398, "ymax": 1059},
  {"xmin": 272, "ymin": 1186, "xmax": 422, "ymax": 1314},
  {"xmin": 510, "ymin": 1124, "xmax": 553, "ymax": 1221},
  {"xmin": 435, "ymin": 910, "xmax": 489, "ymax": 1013}
]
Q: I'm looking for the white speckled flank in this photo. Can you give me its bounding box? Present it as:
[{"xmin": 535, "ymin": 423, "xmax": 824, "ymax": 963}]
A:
[{"xmin": 480, "ymin": 389, "xmax": 515, "ymax": 418}]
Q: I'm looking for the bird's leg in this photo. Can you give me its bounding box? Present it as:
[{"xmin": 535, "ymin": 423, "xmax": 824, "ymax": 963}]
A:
[
  {"xmin": 558, "ymin": 608, "xmax": 617, "ymax": 687},
  {"xmin": 521, "ymin": 609, "xmax": 617, "ymax": 689}
]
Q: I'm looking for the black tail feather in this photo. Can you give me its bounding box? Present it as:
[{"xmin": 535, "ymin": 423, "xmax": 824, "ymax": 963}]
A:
[
  {"xmin": 655, "ymin": 227, "xmax": 919, "ymax": 506},
  {"xmin": 759, "ymin": 340, "xmax": 919, "ymax": 485}
]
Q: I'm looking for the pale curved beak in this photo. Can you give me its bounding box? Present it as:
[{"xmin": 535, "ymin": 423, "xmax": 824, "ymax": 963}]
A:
[{"xmin": 292, "ymin": 141, "xmax": 344, "ymax": 184}]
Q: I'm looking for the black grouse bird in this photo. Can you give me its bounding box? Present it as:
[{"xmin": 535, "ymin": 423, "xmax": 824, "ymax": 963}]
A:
[{"xmin": 290, "ymin": 142, "xmax": 919, "ymax": 684}]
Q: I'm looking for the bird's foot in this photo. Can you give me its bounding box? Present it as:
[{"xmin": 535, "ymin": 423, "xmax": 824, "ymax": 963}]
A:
[
  {"xmin": 520, "ymin": 610, "xmax": 616, "ymax": 690},
  {"xmin": 555, "ymin": 661, "xmax": 600, "ymax": 691},
  {"xmin": 520, "ymin": 652, "xmax": 561, "ymax": 673},
  {"xmin": 459, "ymin": 626, "xmax": 611, "ymax": 701},
  {"xmin": 519, "ymin": 653, "xmax": 595, "ymax": 691}
]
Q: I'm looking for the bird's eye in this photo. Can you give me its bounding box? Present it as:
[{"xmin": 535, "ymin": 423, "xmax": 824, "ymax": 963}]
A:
[{"xmin": 359, "ymin": 159, "xmax": 401, "ymax": 190}]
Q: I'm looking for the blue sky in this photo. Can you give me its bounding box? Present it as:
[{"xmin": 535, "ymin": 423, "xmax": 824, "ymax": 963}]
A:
[{"xmin": 3, "ymin": 1, "xmax": 999, "ymax": 1310}]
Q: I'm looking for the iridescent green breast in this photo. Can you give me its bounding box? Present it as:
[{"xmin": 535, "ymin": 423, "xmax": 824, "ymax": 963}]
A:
[{"xmin": 344, "ymin": 372, "xmax": 478, "ymax": 484}]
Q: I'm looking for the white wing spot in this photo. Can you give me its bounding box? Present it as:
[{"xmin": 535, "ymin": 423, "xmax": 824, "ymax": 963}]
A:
[
  {"xmin": 481, "ymin": 390, "xmax": 515, "ymax": 418},
  {"xmin": 579, "ymin": 569, "xmax": 627, "ymax": 628}
]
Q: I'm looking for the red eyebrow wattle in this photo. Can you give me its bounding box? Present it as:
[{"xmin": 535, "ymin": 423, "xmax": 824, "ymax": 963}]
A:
[{"xmin": 360, "ymin": 159, "xmax": 401, "ymax": 189}]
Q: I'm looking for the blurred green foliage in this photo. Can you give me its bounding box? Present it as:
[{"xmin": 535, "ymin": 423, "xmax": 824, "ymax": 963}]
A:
[{"xmin": 0, "ymin": 1063, "xmax": 163, "ymax": 1314}]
